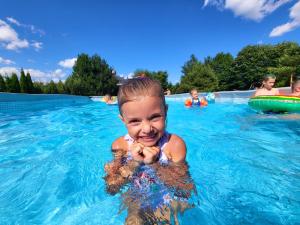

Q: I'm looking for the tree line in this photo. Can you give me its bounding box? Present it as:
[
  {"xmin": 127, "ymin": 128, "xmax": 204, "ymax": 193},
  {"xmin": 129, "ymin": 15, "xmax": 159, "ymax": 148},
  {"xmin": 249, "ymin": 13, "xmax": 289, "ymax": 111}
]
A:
[
  {"xmin": 1, "ymin": 41, "xmax": 299, "ymax": 95},
  {"xmin": 0, "ymin": 68, "xmax": 66, "ymax": 94}
]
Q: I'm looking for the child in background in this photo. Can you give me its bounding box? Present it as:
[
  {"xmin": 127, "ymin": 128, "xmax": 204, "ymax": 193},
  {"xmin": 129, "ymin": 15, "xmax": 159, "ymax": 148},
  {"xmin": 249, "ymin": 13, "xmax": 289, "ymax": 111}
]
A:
[
  {"xmin": 102, "ymin": 94, "xmax": 117, "ymax": 104},
  {"xmin": 164, "ymin": 88, "xmax": 171, "ymax": 95},
  {"xmin": 185, "ymin": 88, "xmax": 207, "ymax": 107},
  {"xmin": 291, "ymin": 78, "xmax": 300, "ymax": 97},
  {"xmin": 104, "ymin": 77, "xmax": 194, "ymax": 224},
  {"xmin": 254, "ymin": 74, "xmax": 280, "ymax": 97}
]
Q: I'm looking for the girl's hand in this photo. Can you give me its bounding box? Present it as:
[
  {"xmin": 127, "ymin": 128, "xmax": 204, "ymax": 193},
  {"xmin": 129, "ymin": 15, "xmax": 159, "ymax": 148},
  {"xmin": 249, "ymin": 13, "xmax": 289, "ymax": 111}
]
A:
[
  {"xmin": 143, "ymin": 146, "xmax": 160, "ymax": 164},
  {"xmin": 119, "ymin": 165, "xmax": 133, "ymax": 178},
  {"xmin": 130, "ymin": 142, "xmax": 144, "ymax": 162}
]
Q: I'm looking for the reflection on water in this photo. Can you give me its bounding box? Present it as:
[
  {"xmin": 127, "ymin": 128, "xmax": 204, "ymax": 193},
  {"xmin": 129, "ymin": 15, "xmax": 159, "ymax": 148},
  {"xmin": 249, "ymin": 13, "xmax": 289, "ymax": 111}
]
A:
[
  {"xmin": 104, "ymin": 148, "xmax": 196, "ymax": 224},
  {"xmin": 0, "ymin": 101, "xmax": 299, "ymax": 224}
]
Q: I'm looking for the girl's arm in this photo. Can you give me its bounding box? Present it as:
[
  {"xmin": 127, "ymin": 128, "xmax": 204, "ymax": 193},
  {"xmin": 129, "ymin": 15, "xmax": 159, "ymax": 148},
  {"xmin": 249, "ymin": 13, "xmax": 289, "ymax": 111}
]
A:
[
  {"xmin": 153, "ymin": 135, "xmax": 195, "ymax": 198},
  {"xmin": 166, "ymin": 134, "xmax": 186, "ymax": 163},
  {"xmin": 152, "ymin": 161, "xmax": 195, "ymax": 198},
  {"xmin": 104, "ymin": 137, "xmax": 142, "ymax": 195},
  {"xmin": 104, "ymin": 137, "xmax": 129, "ymax": 195}
]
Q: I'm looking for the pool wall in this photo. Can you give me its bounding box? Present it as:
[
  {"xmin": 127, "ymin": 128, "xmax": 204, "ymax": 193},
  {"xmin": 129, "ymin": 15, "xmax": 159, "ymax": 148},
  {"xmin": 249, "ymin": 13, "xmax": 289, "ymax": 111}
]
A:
[
  {"xmin": 0, "ymin": 92, "xmax": 91, "ymax": 112},
  {"xmin": 166, "ymin": 87, "xmax": 291, "ymax": 104}
]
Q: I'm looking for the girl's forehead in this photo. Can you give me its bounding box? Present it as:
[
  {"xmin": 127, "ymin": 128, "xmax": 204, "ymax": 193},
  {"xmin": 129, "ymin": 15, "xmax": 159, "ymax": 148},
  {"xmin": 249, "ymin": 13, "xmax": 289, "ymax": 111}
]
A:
[{"xmin": 121, "ymin": 96, "xmax": 165, "ymax": 112}]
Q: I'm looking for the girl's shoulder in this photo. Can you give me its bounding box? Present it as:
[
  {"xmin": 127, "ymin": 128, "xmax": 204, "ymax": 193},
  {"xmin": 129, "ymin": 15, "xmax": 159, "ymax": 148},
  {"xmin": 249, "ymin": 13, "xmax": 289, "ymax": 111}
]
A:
[
  {"xmin": 164, "ymin": 133, "xmax": 186, "ymax": 163},
  {"xmin": 112, "ymin": 136, "xmax": 128, "ymax": 151}
]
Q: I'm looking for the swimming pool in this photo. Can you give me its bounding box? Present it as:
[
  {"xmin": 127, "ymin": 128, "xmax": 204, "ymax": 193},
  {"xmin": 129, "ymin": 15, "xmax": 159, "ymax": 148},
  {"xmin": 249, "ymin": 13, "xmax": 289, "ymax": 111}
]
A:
[{"xmin": 0, "ymin": 98, "xmax": 299, "ymax": 224}]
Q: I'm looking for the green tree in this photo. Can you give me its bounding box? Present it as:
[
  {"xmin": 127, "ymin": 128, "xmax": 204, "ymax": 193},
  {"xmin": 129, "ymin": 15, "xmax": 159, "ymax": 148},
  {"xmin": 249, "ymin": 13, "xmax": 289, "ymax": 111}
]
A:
[
  {"xmin": 0, "ymin": 74, "xmax": 6, "ymax": 92},
  {"xmin": 268, "ymin": 42, "xmax": 300, "ymax": 87},
  {"xmin": 26, "ymin": 72, "xmax": 34, "ymax": 93},
  {"xmin": 152, "ymin": 71, "xmax": 168, "ymax": 90},
  {"xmin": 20, "ymin": 68, "xmax": 28, "ymax": 93},
  {"xmin": 133, "ymin": 69, "xmax": 169, "ymax": 90},
  {"xmin": 205, "ymin": 53, "xmax": 234, "ymax": 91},
  {"xmin": 33, "ymin": 82, "xmax": 43, "ymax": 94},
  {"xmin": 179, "ymin": 55, "xmax": 218, "ymax": 92},
  {"xmin": 48, "ymin": 80, "xmax": 58, "ymax": 94},
  {"xmin": 66, "ymin": 53, "xmax": 118, "ymax": 95},
  {"xmin": 6, "ymin": 73, "xmax": 20, "ymax": 93},
  {"xmin": 57, "ymin": 80, "xmax": 65, "ymax": 94},
  {"xmin": 182, "ymin": 54, "xmax": 199, "ymax": 76},
  {"xmin": 229, "ymin": 45, "xmax": 277, "ymax": 90}
]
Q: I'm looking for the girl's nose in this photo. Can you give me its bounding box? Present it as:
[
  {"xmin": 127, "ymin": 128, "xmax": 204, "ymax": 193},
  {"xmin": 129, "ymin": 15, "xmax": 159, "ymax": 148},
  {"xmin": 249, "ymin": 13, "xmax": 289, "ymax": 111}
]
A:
[{"xmin": 141, "ymin": 121, "xmax": 152, "ymax": 133}]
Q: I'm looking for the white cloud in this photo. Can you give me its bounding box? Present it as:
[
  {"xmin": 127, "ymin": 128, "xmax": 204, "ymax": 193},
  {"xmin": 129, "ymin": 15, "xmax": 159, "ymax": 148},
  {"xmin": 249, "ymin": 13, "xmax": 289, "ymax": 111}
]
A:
[
  {"xmin": 58, "ymin": 58, "xmax": 77, "ymax": 68},
  {"xmin": 270, "ymin": 0, "xmax": 300, "ymax": 37},
  {"xmin": 0, "ymin": 19, "xmax": 30, "ymax": 50},
  {"xmin": 24, "ymin": 68, "xmax": 67, "ymax": 83},
  {"xmin": 203, "ymin": 0, "xmax": 224, "ymax": 8},
  {"xmin": 204, "ymin": 0, "xmax": 291, "ymax": 21},
  {"xmin": 0, "ymin": 66, "xmax": 18, "ymax": 75},
  {"xmin": 0, "ymin": 56, "xmax": 15, "ymax": 65},
  {"xmin": 6, "ymin": 39, "xmax": 29, "ymax": 50},
  {"xmin": 6, "ymin": 17, "xmax": 21, "ymax": 26},
  {"xmin": 6, "ymin": 17, "xmax": 45, "ymax": 36},
  {"xmin": 31, "ymin": 41, "xmax": 43, "ymax": 51},
  {"xmin": 0, "ymin": 66, "xmax": 68, "ymax": 83}
]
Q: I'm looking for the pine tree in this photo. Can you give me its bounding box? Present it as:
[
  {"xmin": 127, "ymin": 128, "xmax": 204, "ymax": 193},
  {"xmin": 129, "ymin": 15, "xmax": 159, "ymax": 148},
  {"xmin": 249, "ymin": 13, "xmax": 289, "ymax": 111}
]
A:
[
  {"xmin": 7, "ymin": 73, "xmax": 20, "ymax": 93},
  {"xmin": 0, "ymin": 74, "xmax": 6, "ymax": 92},
  {"xmin": 26, "ymin": 72, "xmax": 34, "ymax": 93},
  {"xmin": 57, "ymin": 80, "xmax": 65, "ymax": 94},
  {"xmin": 20, "ymin": 68, "xmax": 27, "ymax": 93},
  {"xmin": 48, "ymin": 80, "xmax": 58, "ymax": 94}
]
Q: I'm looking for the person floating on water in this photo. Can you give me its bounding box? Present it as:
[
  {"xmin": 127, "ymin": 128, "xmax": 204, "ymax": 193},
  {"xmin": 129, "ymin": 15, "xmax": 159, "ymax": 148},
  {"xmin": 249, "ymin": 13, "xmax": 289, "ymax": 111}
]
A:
[
  {"xmin": 291, "ymin": 80, "xmax": 300, "ymax": 97},
  {"xmin": 253, "ymin": 74, "xmax": 280, "ymax": 97},
  {"xmin": 185, "ymin": 88, "xmax": 207, "ymax": 107},
  {"xmin": 164, "ymin": 88, "xmax": 171, "ymax": 96},
  {"xmin": 102, "ymin": 94, "xmax": 117, "ymax": 104},
  {"xmin": 104, "ymin": 77, "xmax": 195, "ymax": 224}
]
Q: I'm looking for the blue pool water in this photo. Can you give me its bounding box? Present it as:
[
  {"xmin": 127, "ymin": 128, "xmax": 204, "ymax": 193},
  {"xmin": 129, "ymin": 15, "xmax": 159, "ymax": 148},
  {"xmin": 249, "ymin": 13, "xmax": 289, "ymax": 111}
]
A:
[{"xmin": 0, "ymin": 99, "xmax": 299, "ymax": 224}]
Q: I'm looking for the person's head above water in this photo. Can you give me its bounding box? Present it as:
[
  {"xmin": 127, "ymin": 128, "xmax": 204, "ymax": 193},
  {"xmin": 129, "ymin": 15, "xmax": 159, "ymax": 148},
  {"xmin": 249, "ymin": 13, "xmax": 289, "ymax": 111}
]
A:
[
  {"xmin": 117, "ymin": 77, "xmax": 167, "ymax": 116},
  {"xmin": 190, "ymin": 88, "xmax": 199, "ymax": 100},
  {"xmin": 117, "ymin": 77, "xmax": 168, "ymax": 147},
  {"xmin": 291, "ymin": 76, "xmax": 300, "ymax": 96},
  {"xmin": 262, "ymin": 74, "xmax": 276, "ymax": 90}
]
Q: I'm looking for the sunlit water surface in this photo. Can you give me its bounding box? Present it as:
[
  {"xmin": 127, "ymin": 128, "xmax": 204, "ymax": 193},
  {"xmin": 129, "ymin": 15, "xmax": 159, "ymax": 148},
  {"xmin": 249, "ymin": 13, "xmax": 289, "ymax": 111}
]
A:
[{"xmin": 0, "ymin": 100, "xmax": 299, "ymax": 225}]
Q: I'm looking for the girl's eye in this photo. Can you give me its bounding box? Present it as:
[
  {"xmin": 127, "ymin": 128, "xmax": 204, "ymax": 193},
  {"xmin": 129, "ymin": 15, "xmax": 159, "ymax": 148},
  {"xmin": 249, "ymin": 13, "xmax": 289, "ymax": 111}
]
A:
[
  {"xmin": 129, "ymin": 120, "xmax": 140, "ymax": 125},
  {"xmin": 151, "ymin": 115, "xmax": 162, "ymax": 121}
]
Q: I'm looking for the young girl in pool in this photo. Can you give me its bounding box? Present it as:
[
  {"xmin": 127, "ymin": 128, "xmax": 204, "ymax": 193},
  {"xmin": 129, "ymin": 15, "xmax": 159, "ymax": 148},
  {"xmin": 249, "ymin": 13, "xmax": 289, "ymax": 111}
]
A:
[
  {"xmin": 104, "ymin": 77, "xmax": 194, "ymax": 224},
  {"xmin": 185, "ymin": 88, "xmax": 207, "ymax": 107},
  {"xmin": 254, "ymin": 74, "xmax": 280, "ymax": 97}
]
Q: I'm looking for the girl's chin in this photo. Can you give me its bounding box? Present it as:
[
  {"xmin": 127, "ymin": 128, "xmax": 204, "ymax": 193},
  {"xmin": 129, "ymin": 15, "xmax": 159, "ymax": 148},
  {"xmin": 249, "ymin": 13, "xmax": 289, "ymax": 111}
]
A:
[{"xmin": 138, "ymin": 137, "xmax": 160, "ymax": 147}]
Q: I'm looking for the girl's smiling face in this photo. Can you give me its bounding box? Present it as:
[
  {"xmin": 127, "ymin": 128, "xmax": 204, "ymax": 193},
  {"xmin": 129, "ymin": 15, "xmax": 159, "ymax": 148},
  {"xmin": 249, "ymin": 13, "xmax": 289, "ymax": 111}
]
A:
[{"xmin": 120, "ymin": 96, "xmax": 166, "ymax": 147}]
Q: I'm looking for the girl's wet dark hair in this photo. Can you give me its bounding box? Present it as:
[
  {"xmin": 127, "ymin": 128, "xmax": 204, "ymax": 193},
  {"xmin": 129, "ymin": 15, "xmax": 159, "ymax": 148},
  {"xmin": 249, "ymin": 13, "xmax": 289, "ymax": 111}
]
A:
[{"xmin": 117, "ymin": 77, "xmax": 167, "ymax": 115}]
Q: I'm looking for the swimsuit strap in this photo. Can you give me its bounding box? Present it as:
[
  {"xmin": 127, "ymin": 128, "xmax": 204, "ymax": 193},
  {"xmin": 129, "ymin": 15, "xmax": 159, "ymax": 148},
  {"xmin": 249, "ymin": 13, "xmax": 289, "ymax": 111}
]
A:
[{"xmin": 157, "ymin": 132, "xmax": 170, "ymax": 164}]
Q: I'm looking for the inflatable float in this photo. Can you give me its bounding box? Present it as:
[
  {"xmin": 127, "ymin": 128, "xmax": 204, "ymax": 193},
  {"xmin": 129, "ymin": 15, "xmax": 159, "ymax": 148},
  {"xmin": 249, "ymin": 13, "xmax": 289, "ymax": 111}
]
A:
[
  {"xmin": 204, "ymin": 92, "xmax": 215, "ymax": 103},
  {"xmin": 248, "ymin": 95, "xmax": 300, "ymax": 113},
  {"xmin": 185, "ymin": 98, "xmax": 208, "ymax": 107}
]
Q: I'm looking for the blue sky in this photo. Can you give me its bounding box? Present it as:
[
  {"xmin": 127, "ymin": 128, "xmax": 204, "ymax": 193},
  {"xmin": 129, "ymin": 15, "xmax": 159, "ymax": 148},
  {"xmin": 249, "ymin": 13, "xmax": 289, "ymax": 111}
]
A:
[{"xmin": 0, "ymin": 0, "xmax": 299, "ymax": 84}]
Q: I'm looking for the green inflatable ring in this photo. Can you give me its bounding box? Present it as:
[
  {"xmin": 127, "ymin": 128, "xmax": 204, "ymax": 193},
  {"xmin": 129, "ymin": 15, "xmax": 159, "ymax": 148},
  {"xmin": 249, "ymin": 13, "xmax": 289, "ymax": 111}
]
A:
[{"xmin": 248, "ymin": 95, "xmax": 300, "ymax": 113}]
